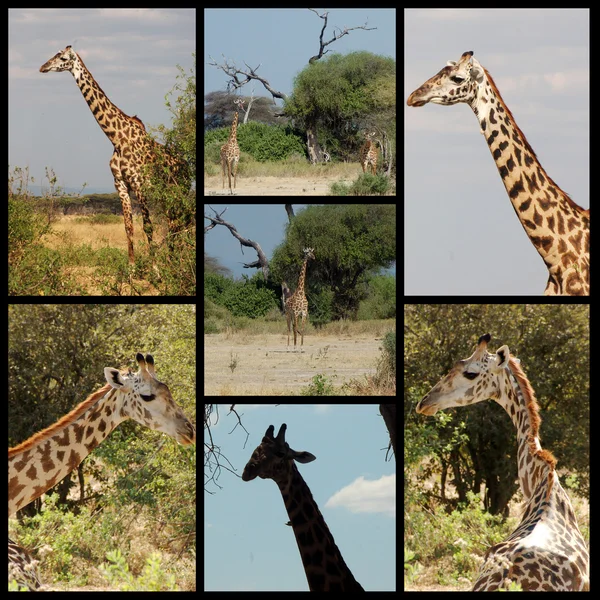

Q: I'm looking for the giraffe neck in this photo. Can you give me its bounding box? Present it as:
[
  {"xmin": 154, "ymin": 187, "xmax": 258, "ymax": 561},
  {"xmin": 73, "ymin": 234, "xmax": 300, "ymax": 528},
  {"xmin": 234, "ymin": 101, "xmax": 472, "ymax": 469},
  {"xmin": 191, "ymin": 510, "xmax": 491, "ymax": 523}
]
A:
[
  {"xmin": 294, "ymin": 258, "xmax": 309, "ymax": 299},
  {"xmin": 227, "ymin": 112, "xmax": 239, "ymax": 145},
  {"xmin": 8, "ymin": 384, "xmax": 126, "ymax": 516},
  {"xmin": 494, "ymin": 358, "xmax": 555, "ymax": 501},
  {"xmin": 470, "ymin": 69, "xmax": 589, "ymax": 293},
  {"xmin": 274, "ymin": 463, "xmax": 364, "ymax": 592},
  {"xmin": 68, "ymin": 50, "xmax": 144, "ymax": 147}
]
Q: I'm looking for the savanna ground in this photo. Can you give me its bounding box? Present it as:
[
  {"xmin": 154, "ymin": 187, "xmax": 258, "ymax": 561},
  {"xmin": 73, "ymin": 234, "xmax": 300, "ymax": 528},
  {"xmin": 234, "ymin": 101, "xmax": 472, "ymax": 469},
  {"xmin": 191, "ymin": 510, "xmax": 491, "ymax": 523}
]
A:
[
  {"xmin": 204, "ymin": 161, "xmax": 395, "ymax": 197},
  {"xmin": 41, "ymin": 214, "xmax": 164, "ymax": 295},
  {"xmin": 204, "ymin": 319, "xmax": 395, "ymax": 396}
]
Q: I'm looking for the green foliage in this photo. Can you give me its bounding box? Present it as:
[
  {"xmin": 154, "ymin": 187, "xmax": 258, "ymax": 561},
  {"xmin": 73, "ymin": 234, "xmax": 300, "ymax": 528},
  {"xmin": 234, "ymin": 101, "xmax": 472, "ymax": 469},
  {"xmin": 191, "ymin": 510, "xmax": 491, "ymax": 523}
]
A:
[
  {"xmin": 286, "ymin": 52, "xmax": 396, "ymax": 120},
  {"xmin": 8, "ymin": 192, "xmax": 79, "ymax": 296},
  {"xmin": 206, "ymin": 121, "xmax": 306, "ymax": 162},
  {"xmin": 357, "ymin": 274, "xmax": 396, "ymax": 319},
  {"xmin": 405, "ymin": 490, "xmax": 513, "ymax": 588},
  {"xmin": 101, "ymin": 549, "xmax": 179, "ymax": 591},
  {"xmin": 205, "ymin": 272, "xmax": 278, "ymax": 318},
  {"xmin": 301, "ymin": 374, "xmax": 336, "ymax": 396}
]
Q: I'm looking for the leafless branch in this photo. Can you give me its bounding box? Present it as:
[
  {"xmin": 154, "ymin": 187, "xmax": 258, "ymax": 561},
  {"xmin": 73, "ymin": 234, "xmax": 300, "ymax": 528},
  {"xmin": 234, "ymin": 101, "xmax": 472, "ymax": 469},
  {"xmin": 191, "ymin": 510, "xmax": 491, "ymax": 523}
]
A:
[
  {"xmin": 208, "ymin": 54, "xmax": 288, "ymax": 102},
  {"xmin": 204, "ymin": 206, "xmax": 271, "ymax": 280},
  {"xmin": 308, "ymin": 9, "xmax": 377, "ymax": 64}
]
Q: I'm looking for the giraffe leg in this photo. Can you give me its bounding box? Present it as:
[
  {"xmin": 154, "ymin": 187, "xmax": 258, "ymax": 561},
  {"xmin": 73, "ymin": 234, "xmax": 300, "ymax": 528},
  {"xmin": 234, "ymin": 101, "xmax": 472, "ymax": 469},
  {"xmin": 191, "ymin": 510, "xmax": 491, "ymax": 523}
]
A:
[
  {"xmin": 232, "ymin": 156, "xmax": 239, "ymax": 190},
  {"xmin": 287, "ymin": 311, "xmax": 292, "ymax": 347},
  {"xmin": 226, "ymin": 159, "xmax": 233, "ymax": 193},
  {"xmin": 300, "ymin": 314, "xmax": 306, "ymax": 347},
  {"xmin": 293, "ymin": 314, "xmax": 298, "ymax": 347},
  {"xmin": 131, "ymin": 182, "xmax": 154, "ymax": 248},
  {"xmin": 111, "ymin": 155, "xmax": 136, "ymax": 264},
  {"xmin": 112, "ymin": 177, "xmax": 135, "ymax": 264}
]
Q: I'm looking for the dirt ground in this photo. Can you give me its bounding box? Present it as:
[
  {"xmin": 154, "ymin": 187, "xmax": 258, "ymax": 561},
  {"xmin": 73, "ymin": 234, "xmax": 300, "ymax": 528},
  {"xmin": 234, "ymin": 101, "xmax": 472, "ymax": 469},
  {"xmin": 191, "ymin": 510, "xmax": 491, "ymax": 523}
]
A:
[
  {"xmin": 204, "ymin": 175, "xmax": 357, "ymax": 196},
  {"xmin": 204, "ymin": 333, "xmax": 382, "ymax": 395}
]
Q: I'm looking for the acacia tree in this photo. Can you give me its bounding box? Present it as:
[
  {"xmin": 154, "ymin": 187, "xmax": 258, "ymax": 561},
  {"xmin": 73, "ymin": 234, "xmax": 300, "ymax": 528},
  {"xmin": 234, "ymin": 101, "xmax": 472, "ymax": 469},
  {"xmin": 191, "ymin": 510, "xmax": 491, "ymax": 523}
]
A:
[{"xmin": 208, "ymin": 9, "xmax": 380, "ymax": 164}]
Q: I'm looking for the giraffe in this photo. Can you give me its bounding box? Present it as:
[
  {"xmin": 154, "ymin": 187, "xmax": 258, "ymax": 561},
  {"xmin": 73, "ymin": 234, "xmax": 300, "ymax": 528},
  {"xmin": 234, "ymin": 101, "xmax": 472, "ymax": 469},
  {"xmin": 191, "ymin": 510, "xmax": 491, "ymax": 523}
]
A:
[
  {"xmin": 220, "ymin": 99, "xmax": 245, "ymax": 194},
  {"xmin": 9, "ymin": 537, "xmax": 42, "ymax": 591},
  {"xmin": 407, "ymin": 51, "xmax": 590, "ymax": 296},
  {"xmin": 242, "ymin": 424, "xmax": 364, "ymax": 592},
  {"xmin": 359, "ymin": 131, "xmax": 378, "ymax": 175},
  {"xmin": 416, "ymin": 334, "xmax": 589, "ymax": 591},
  {"xmin": 8, "ymin": 353, "xmax": 196, "ymax": 590},
  {"xmin": 39, "ymin": 45, "xmax": 187, "ymax": 265},
  {"xmin": 285, "ymin": 247, "xmax": 315, "ymax": 349}
]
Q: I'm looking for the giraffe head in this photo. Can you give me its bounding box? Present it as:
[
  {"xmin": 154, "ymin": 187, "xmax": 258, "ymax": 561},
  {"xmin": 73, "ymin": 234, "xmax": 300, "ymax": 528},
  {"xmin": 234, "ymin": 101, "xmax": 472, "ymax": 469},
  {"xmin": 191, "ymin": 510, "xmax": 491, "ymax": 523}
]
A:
[
  {"xmin": 407, "ymin": 50, "xmax": 485, "ymax": 107},
  {"xmin": 416, "ymin": 334, "xmax": 512, "ymax": 415},
  {"xmin": 104, "ymin": 353, "xmax": 195, "ymax": 445},
  {"xmin": 39, "ymin": 45, "xmax": 78, "ymax": 73},
  {"xmin": 303, "ymin": 247, "xmax": 315, "ymax": 261},
  {"xmin": 242, "ymin": 424, "xmax": 315, "ymax": 484}
]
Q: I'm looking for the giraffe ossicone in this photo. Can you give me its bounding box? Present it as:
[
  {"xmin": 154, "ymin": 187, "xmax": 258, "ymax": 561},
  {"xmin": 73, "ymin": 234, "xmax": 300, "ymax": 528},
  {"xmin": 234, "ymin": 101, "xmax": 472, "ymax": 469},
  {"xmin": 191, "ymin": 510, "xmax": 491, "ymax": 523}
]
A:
[
  {"xmin": 407, "ymin": 51, "xmax": 590, "ymax": 296},
  {"xmin": 242, "ymin": 424, "xmax": 364, "ymax": 592},
  {"xmin": 8, "ymin": 353, "xmax": 196, "ymax": 590},
  {"xmin": 40, "ymin": 46, "xmax": 188, "ymax": 265},
  {"xmin": 285, "ymin": 247, "xmax": 315, "ymax": 350},
  {"xmin": 416, "ymin": 334, "xmax": 589, "ymax": 591}
]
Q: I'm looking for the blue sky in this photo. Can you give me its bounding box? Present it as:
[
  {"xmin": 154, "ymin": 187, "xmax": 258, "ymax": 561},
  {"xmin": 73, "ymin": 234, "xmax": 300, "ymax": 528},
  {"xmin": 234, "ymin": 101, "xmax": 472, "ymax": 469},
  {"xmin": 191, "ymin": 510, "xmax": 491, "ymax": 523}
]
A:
[
  {"xmin": 204, "ymin": 8, "xmax": 396, "ymax": 107},
  {"xmin": 405, "ymin": 9, "xmax": 589, "ymax": 295},
  {"xmin": 204, "ymin": 404, "xmax": 396, "ymax": 591}
]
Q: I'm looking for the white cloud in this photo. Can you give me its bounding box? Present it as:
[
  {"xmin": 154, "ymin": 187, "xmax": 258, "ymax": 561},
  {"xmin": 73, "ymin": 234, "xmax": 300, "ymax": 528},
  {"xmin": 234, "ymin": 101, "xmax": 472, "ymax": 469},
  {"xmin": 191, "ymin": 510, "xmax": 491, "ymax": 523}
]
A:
[{"xmin": 325, "ymin": 474, "xmax": 396, "ymax": 518}]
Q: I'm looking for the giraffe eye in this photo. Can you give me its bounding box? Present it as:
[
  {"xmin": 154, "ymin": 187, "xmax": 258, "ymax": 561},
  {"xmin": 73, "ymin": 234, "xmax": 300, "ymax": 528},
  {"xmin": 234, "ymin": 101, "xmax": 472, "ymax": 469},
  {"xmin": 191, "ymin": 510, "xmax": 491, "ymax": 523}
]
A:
[
  {"xmin": 464, "ymin": 372, "xmax": 478, "ymax": 380},
  {"xmin": 451, "ymin": 76, "xmax": 465, "ymax": 84},
  {"xmin": 140, "ymin": 393, "xmax": 156, "ymax": 402}
]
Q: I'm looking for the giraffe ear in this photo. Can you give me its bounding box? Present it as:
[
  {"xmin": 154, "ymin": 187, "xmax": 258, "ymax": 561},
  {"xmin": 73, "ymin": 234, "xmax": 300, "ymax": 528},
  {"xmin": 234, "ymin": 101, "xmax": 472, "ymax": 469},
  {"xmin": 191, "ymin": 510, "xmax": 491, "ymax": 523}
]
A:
[
  {"xmin": 290, "ymin": 450, "xmax": 316, "ymax": 464},
  {"xmin": 471, "ymin": 58, "xmax": 484, "ymax": 83},
  {"xmin": 493, "ymin": 345, "xmax": 511, "ymax": 371},
  {"xmin": 104, "ymin": 367, "xmax": 131, "ymax": 389}
]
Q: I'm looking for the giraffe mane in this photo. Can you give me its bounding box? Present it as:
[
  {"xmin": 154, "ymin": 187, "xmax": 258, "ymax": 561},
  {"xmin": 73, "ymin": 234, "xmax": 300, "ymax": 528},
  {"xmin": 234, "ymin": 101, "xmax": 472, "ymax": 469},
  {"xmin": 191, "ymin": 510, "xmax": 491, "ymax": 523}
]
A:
[
  {"xmin": 8, "ymin": 383, "xmax": 113, "ymax": 457},
  {"xmin": 508, "ymin": 356, "xmax": 556, "ymax": 470},
  {"xmin": 483, "ymin": 68, "xmax": 585, "ymax": 216},
  {"xmin": 75, "ymin": 50, "xmax": 146, "ymax": 132}
]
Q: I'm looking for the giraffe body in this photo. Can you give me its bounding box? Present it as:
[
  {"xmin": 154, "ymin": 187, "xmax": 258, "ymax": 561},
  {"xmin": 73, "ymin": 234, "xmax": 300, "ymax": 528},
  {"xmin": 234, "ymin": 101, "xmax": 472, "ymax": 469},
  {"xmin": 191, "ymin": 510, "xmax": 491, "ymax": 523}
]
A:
[
  {"xmin": 416, "ymin": 334, "xmax": 589, "ymax": 591},
  {"xmin": 40, "ymin": 46, "xmax": 187, "ymax": 264},
  {"xmin": 285, "ymin": 247, "xmax": 315, "ymax": 349},
  {"xmin": 407, "ymin": 51, "xmax": 590, "ymax": 296},
  {"xmin": 8, "ymin": 354, "xmax": 196, "ymax": 589},
  {"xmin": 220, "ymin": 99, "xmax": 244, "ymax": 194},
  {"xmin": 359, "ymin": 131, "xmax": 378, "ymax": 175},
  {"xmin": 242, "ymin": 424, "xmax": 364, "ymax": 592},
  {"xmin": 9, "ymin": 537, "xmax": 42, "ymax": 591}
]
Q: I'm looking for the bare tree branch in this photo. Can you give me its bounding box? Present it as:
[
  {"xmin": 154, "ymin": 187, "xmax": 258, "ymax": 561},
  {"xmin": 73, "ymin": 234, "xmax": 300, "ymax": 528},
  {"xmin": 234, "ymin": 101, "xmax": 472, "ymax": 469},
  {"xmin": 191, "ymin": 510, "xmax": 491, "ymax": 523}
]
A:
[
  {"xmin": 208, "ymin": 54, "xmax": 288, "ymax": 103},
  {"xmin": 308, "ymin": 9, "xmax": 377, "ymax": 64},
  {"xmin": 204, "ymin": 205, "xmax": 270, "ymax": 280}
]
